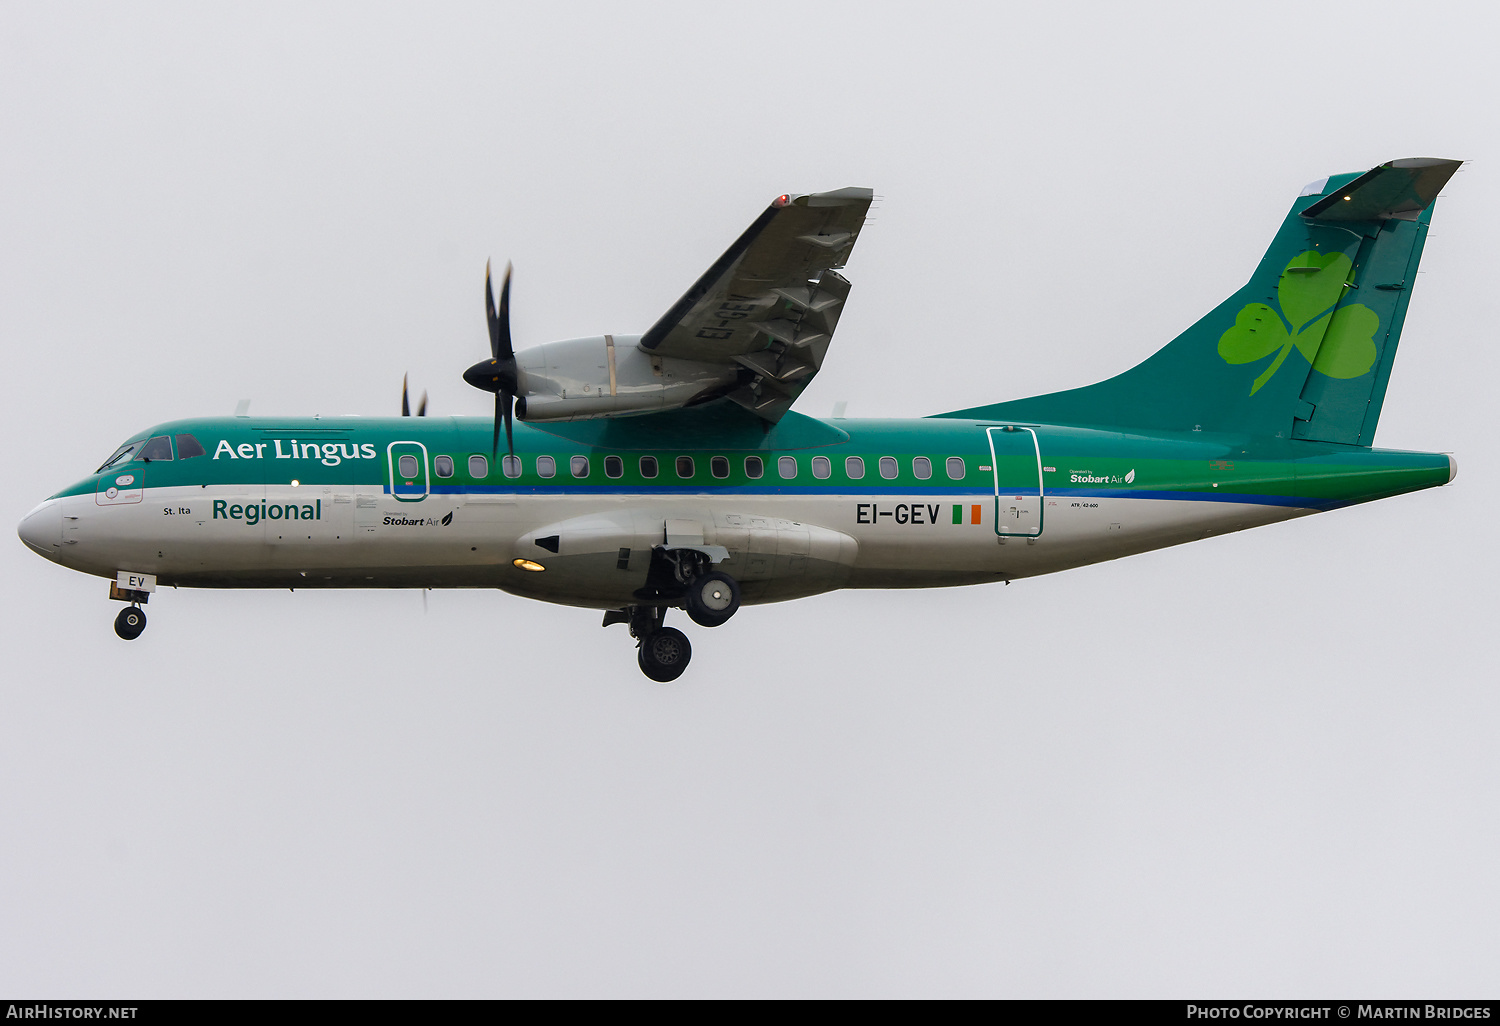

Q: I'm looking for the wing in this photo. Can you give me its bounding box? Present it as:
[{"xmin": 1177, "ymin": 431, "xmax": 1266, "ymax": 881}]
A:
[{"xmin": 640, "ymin": 187, "xmax": 873, "ymax": 421}]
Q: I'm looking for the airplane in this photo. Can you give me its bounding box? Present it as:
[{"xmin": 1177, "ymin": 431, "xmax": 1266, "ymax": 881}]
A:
[{"xmin": 17, "ymin": 157, "xmax": 1461, "ymax": 681}]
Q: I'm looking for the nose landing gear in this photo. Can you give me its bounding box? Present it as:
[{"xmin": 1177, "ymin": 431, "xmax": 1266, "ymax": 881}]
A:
[
  {"xmin": 114, "ymin": 605, "xmax": 147, "ymax": 640},
  {"xmin": 108, "ymin": 580, "xmax": 151, "ymax": 640}
]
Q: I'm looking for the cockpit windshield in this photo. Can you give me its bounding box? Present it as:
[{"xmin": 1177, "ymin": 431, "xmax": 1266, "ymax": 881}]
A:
[
  {"xmin": 135, "ymin": 436, "xmax": 174, "ymax": 462},
  {"xmin": 175, "ymin": 433, "xmax": 207, "ymax": 459},
  {"xmin": 96, "ymin": 432, "xmax": 203, "ymax": 472},
  {"xmin": 97, "ymin": 441, "xmax": 141, "ymax": 473}
]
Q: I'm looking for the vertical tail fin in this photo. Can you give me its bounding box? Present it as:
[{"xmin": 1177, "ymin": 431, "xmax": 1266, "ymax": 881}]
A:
[{"xmin": 940, "ymin": 158, "xmax": 1462, "ymax": 444}]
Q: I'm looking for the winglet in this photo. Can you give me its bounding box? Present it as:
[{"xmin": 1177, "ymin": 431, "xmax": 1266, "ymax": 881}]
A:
[{"xmin": 1301, "ymin": 157, "xmax": 1462, "ymax": 222}]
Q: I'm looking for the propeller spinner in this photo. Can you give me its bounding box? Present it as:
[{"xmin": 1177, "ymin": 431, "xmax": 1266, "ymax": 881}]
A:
[{"xmin": 463, "ymin": 260, "xmax": 518, "ymax": 456}]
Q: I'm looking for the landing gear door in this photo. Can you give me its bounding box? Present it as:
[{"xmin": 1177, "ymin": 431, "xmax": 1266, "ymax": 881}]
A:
[
  {"xmin": 986, "ymin": 426, "xmax": 1044, "ymax": 538},
  {"xmin": 387, "ymin": 441, "xmax": 429, "ymax": 502}
]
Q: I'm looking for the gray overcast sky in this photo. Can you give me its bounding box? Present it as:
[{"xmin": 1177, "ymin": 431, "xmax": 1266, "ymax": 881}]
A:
[{"xmin": 2, "ymin": 0, "xmax": 1496, "ymax": 998}]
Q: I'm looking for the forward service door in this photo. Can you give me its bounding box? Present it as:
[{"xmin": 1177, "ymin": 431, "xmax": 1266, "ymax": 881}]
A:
[{"xmin": 986, "ymin": 426, "xmax": 1044, "ymax": 538}]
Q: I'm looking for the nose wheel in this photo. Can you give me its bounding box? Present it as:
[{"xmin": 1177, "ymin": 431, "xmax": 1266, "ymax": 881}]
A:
[{"xmin": 114, "ymin": 605, "xmax": 147, "ymax": 641}]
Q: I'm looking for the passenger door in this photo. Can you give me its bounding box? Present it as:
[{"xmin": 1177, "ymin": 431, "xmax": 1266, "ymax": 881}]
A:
[
  {"xmin": 986, "ymin": 426, "xmax": 1044, "ymax": 538},
  {"xmin": 387, "ymin": 441, "xmax": 429, "ymax": 502}
]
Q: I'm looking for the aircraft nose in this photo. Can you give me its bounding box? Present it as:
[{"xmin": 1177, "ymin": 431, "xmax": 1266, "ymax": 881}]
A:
[{"xmin": 17, "ymin": 500, "xmax": 60, "ymax": 559}]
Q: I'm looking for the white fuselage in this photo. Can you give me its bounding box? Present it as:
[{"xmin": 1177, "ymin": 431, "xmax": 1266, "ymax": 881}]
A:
[{"xmin": 21, "ymin": 482, "xmax": 1310, "ymax": 608}]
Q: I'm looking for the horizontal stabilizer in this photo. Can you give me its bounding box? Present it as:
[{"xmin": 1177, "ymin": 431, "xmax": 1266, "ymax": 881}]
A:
[{"xmin": 1301, "ymin": 157, "xmax": 1461, "ymax": 222}]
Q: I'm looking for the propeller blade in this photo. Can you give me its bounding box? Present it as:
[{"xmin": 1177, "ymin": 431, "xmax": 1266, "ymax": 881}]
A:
[
  {"xmin": 475, "ymin": 260, "xmax": 520, "ymax": 456},
  {"xmin": 484, "ymin": 262, "xmax": 497, "ymax": 357},
  {"xmin": 416, "ymin": 391, "xmax": 428, "ymax": 417},
  {"xmin": 401, "ymin": 373, "xmax": 410, "ymax": 417},
  {"xmin": 485, "ymin": 260, "xmax": 514, "ymax": 361}
]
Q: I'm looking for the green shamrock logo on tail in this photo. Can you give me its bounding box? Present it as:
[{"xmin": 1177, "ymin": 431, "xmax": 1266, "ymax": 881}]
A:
[{"xmin": 1218, "ymin": 251, "xmax": 1380, "ymax": 394}]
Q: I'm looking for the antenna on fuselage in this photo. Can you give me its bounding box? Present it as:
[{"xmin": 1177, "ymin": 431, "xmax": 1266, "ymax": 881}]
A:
[{"xmin": 234, "ymin": 399, "xmax": 250, "ymax": 417}]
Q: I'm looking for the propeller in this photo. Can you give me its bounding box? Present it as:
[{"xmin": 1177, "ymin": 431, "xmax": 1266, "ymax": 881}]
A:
[
  {"xmin": 463, "ymin": 260, "xmax": 519, "ymax": 456},
  {"xmin": 400, "ymin": 373, "xmax": 428, "ymax": 417}
]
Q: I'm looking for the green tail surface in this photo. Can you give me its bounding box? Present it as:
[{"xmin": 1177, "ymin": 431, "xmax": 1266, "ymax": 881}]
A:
[{"xmin": 939, "ymin": 157, "xmax": 1462, "ymax": 445}]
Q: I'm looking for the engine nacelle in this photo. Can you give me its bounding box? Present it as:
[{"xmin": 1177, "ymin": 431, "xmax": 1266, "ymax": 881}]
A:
[{"xmin": 514, "ymin": 335, "xmax": 740, "ymax": 422}]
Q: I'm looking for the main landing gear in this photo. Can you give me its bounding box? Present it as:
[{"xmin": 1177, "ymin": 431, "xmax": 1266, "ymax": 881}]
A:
[
  {"xmin": 639, "ymin": 623, "xmax": 692, "ymax": 683},
  {"xmin": 684, "ymin": 571, "xmax": 740, "ymax": 628},
  {"xmin": 605, "ymin": 556, "xmax": 743, "ymax": 682},
  {"xmin": 602, "ymin": 605, "xmax": 692, "ymax": 682}
]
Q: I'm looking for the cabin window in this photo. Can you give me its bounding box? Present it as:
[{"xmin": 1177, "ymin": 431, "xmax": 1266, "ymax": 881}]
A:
[
  {"xmin": 812, "ymin": 456, "xmax": 831, "ymax": 479},
  {"xmin": 639, "ymin": 455, "xmax": 658, "ymax": 479},
  {"xmin": 571, "ymin": 455, "xmax": 590, "ymax": 478},
  {"xmin": 537, "ymin": 455, "xmax": 556, "ymax": 478},
  {"xmin": 879, "ymin": 456, "xmax": 898, "ymax": 480},
  {"xmin": 434, "ymin": 455, "xmax": 454, "ymax": 478},
  {"xmin": 913, "ymin": 456, "xmax": 932, "ymax": 480},
  {"xmin": 845, "ymin": 456, "xmax": 864, "ymax": 480},
  {"xmin": 502, "ymin": 455, "xmax": 522, "ymax": 479},
  {"xmin": 778, "ymin": 456, "xmax": 797, "ymax": 479},
  {"xmin": 710, "ymin": 456, "xmax": 729, "ymax": 479},
  {"xmin": 604, "ymin": 455, "xmax": 623, "ymax": 479},
  {"xmin": 745, "ymin": 456, "xmax": 764, "ymax": 479},
  {"xmin": 136, "ymin": 436, "xmax": 173, "ymax": 462},
  {"xmin": 175, "ymin": 434, "xmax": 207, "ymax": 459},
  {"xmin": 676, "ymin": 456, "xmax": 695, "ymax": 479},
  {"xmin": 398, "ymin": 454, "xmax": 419, "ymax": 479},
  {"xmin": 97, "ymin": 441, "xmax": 141, "ymax": 473},
  {"xmin": 469, "ymin": 455, "xmax": 489, "ymax": 479},
  {"xmin": 946, "ymin": 457, "xmax": 966, "ymax": 480}
]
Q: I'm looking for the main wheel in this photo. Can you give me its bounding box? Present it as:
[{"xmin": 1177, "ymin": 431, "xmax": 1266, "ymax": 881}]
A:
[
  {"xmin": 684, "ymin": 571, "xmax": 740, "ymax": 628},
  {"xmin": 638, "ymin": 626, "xmax": 692, "ymax": 682},
  {"xmin": 114, "ymin": 606, "xmax": 147, "ymax": 641}
]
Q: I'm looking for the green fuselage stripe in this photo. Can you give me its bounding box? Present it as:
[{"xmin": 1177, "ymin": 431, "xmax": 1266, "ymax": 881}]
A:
[{"xmin": 59, "ymin": 414, "xmax": 1452, "ymax": 511}]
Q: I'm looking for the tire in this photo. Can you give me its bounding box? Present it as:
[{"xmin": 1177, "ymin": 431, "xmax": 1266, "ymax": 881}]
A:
[
  {"xmin": 114, "ymin": 606, "xmax": 147, "ymax": 641},
  {"xmin": 637, "ymin": 626, "xmax": 692, "ymax": 682},
  {"xmin": 684, "ymin": 571, "xmax": 740, "ymax": 628}
]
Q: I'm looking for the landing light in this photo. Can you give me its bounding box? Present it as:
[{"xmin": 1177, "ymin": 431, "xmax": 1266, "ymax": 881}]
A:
[
  {"xmin": 512, "ymin": 558, "xmax": 546, "ymax": 572},
  {"xmin": 290, "ymin": 479, "xmax": 300, "ymax": 487}
]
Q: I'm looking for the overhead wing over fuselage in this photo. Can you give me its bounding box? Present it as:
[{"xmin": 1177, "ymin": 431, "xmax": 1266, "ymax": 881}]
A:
[{"xmin": 512, "ymin": 188, "xmax": 873, "ymax": 424}]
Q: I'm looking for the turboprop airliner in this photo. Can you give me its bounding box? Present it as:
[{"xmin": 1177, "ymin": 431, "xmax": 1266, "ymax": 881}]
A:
[{"xmin": 18, "ymin": 158, "xmax": 1461, "ymax": 680}]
